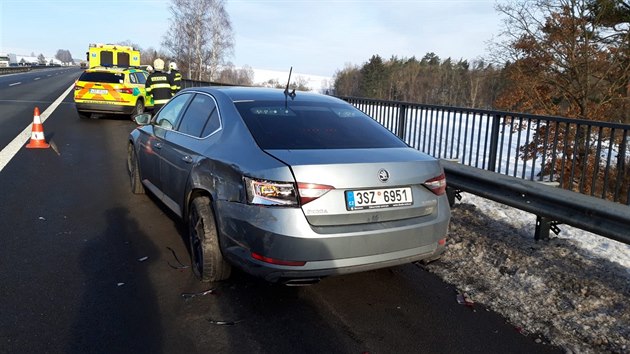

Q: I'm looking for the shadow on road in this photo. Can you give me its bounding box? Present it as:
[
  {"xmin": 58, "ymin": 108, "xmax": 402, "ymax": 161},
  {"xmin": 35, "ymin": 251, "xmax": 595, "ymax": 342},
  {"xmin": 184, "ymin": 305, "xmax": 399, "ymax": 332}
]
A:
[{"xmin": 67, "ymin": 207, "xmax": 163, "ymax": 354}]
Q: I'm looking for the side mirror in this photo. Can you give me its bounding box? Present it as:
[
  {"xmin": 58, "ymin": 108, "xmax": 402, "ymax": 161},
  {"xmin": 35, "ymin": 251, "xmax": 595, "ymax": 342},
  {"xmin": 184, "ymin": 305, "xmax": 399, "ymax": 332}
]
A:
[{"xmin": 133, "ymin": 113, "xmax": 152, "ymax": 125}]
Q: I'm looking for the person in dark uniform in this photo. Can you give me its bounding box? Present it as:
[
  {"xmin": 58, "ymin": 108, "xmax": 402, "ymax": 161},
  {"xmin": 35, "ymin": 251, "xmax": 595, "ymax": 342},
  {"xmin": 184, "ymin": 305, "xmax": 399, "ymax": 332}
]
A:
[
  {"xmin": 169, "ymin": 61, "xmax": 182, "ymax": 92},
  {"xmin": 145, "ymin": 58, "xmax": 176, "ymax": 112}
]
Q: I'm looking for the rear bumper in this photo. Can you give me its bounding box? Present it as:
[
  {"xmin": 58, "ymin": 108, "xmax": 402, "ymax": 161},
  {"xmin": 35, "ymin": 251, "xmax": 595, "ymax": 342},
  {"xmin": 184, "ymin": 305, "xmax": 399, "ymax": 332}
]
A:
[
  {"xmin": 75, "ymin": 102, "xmax": 134, "ymax": 115},
  {"xmin": 226, "ymin": 243, "xmax": 446, "ymax": 283},
  {"xmin": 216, "ymin": 198, "xmax": 450, "ymax": 283}
]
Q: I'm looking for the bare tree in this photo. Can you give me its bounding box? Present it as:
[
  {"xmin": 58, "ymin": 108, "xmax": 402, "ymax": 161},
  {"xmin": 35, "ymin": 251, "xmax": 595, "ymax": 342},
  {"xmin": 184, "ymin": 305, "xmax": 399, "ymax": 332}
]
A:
[
  {"xmin": 291, "ymin": 76, "xmax": 311, "ymax": 91},
  {"xmin": 333, "ymin": 64, "xmax": 361, "ymax": 96},
  {"xmin": 493, "ymin": 0, "xmax": 630, "ymax": 122},
  {"xmin": 55, "ymin": 49, "xmax": 73, "ymax": 65},
  {"xmin": 140, "ymin": 47, "xmax": 170, "ymax": 66},
  {"xmin": 162, "ymin": 0, "xmax": 234, "ymax": 81},
  {"xmin": 207, "ymin": 2, "xmax": 233, "ymax": 81},
  {"xmin": 216, "ymin": 63, "xmax": 254, "ymax": 85}
]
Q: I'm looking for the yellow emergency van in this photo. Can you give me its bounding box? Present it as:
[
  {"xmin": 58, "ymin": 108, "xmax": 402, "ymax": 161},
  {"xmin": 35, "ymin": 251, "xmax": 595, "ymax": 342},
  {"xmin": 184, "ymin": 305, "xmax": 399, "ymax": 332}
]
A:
[{"xmin": 86, "ymin": 43, "xmax": 140, "ymax": 68}]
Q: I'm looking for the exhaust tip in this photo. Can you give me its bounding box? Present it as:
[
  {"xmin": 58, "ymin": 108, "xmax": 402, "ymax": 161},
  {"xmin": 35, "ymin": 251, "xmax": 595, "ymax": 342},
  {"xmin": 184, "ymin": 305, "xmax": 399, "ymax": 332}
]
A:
[{"xmin": 282, "ymin": 278, "xmax": 321, "ymax": 287}]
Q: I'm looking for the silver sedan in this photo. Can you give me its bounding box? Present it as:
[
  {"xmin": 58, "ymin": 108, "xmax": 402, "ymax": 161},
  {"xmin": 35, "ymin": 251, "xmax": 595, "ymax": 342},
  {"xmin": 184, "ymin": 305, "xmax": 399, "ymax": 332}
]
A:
[{"xmin": 128, "ymin": 87, "xmax": 451, "ymax": 285}]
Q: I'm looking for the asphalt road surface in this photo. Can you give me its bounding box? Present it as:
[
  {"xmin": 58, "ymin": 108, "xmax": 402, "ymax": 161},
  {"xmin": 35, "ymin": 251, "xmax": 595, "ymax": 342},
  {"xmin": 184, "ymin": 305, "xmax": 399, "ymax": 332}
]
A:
[{"xmin": 0, "ymin": 69, "xmax": 562, "ymax": 354}]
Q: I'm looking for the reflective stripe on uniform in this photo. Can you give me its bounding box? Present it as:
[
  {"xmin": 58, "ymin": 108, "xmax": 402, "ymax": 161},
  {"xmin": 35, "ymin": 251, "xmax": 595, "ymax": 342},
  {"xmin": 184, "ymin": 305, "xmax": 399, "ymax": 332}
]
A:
[
  {"xmin": 154, "ymin": 98, "xmax": 170, "ymax": 105},
  {"xmin": 150, "ymin": 83, "xmax": 173, "ymax": 89}
]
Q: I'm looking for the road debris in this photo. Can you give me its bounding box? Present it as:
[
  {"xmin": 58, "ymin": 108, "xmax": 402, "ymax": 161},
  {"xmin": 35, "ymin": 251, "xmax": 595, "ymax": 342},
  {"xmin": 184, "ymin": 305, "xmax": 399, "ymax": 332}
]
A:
[
  {"xmin": 117, "ymin": 283, "xmax": 125, "ymax": 287},
  {"xmin": 207, "ymin": 319, "xmax": 244, "ymax": 326},
  {"xmin": 181, "ymin": 288, "xmax": 215, "ymax": 300},
  {"xmin": 38, "ymin": 216, "xmax": 46, "ymax": 221},
  {"xmin": 456, "ymin": 292, "xmax": 475, "ymax": 307},
  {"xmin": 137, "ymin": 256, "xmax": 149, "ymax": 262},
  {"xmin": 166, "ymin": 246, "xmax": 189, "ymax": 269}
]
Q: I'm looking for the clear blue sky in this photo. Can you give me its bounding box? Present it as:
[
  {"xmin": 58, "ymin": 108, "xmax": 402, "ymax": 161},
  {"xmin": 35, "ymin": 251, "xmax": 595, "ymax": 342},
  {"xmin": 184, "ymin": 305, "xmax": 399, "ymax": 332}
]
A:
[{"xmin": 0, "ymin": 0, "xmax": 502, "ymax": 77}]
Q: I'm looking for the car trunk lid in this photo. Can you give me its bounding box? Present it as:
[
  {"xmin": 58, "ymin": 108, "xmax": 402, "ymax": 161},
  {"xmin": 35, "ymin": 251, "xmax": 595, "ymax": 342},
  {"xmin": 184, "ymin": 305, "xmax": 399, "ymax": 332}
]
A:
[{"xmin": 265, "ymin": 148, "xmax": 444, "ymax": 227}]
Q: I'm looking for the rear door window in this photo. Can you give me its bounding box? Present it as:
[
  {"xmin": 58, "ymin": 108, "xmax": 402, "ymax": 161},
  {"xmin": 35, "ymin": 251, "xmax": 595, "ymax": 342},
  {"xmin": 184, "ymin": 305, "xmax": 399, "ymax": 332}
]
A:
[
  {"xmin": 176, "ymin": 94, "xmax": 221, "ymax": 137},
  {"xmin": 201, "ymin": 104, "xmax": 220, "ymax": 137}
]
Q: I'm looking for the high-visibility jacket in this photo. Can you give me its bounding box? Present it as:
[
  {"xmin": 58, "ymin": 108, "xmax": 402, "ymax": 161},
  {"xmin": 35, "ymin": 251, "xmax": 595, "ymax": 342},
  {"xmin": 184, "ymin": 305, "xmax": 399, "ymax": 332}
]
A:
[
  {"xmin": 145, "ymin": 71, "xmax": 176, "ymax": 110},
  {"xmin": 170, "ymin": 69, "xmax": 182, "ymax": 92}
]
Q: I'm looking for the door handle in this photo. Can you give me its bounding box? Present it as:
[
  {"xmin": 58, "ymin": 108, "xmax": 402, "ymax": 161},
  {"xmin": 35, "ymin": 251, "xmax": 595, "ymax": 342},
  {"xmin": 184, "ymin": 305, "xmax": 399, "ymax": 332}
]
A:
[
  {"xmin": 182, "ymin": 155, "xmax": 193, "ymax": 164},
  {"xmin": 153, "ymin": 142, "xmax": 162, "ymax": 149}
]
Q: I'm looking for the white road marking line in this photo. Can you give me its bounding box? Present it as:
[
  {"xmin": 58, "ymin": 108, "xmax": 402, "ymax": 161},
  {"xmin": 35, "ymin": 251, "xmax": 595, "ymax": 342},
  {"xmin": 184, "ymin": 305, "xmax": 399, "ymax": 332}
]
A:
[
  {"xmin": 0, "ymin": 84, "xmax": 75, "ymax": 173},
  {"xmin": 34, "ymin": 77, "xmax": 41, "ymax": 81},
  {"xmin": 9, "ymin": 82, "xmax": 21, "ymax": 86}
]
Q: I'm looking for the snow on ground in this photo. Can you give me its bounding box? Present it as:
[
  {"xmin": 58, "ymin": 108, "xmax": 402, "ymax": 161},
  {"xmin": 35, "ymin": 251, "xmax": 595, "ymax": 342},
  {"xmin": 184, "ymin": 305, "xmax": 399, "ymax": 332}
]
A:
[
  {"xmin": 425, "ymin": 193, "xmax": 630, "ymax": 353},
  {"xmin": 251, "ymin": 68, "xmax": 332, "ymax": 93}
]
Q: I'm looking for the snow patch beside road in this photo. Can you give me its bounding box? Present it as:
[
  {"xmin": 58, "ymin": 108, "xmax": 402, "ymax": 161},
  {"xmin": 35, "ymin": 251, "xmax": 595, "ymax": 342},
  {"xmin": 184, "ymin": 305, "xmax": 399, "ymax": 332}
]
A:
[{"xmin": 426, "ymin": 193, "xmax": 630, "ymax": 353}]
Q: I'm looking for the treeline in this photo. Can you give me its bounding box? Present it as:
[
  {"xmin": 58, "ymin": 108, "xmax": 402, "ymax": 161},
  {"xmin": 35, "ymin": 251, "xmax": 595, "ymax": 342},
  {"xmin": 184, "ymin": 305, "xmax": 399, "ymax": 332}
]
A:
[{"xmin": 333, "ymin": 53, "xmax": 503, "ymax": 109}]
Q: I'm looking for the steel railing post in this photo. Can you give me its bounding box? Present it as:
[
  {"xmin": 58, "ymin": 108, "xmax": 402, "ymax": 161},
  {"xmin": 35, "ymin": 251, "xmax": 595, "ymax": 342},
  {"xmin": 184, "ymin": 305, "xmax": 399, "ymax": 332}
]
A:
[
  {"xmin": 487, "ymin": 113, "xmax": 502, "ymax": 172},
  {"xmin": 397, "ymin": 104, "xmax": 407, "ymax": 140}
]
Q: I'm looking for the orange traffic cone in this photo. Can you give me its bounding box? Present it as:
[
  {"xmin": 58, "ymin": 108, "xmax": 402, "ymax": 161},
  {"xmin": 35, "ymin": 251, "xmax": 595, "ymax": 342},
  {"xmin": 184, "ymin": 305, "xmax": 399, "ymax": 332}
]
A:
[{"xmin": 26, "ymin": 107, "xmax": 49, "ymax": 149}]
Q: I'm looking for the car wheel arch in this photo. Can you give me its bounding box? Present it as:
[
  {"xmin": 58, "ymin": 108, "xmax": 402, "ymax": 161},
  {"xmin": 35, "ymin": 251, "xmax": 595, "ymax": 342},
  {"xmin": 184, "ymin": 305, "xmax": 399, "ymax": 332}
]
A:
[{"xmin": 185, "ymin": 188, "xmax": 215, "ymax": 222}]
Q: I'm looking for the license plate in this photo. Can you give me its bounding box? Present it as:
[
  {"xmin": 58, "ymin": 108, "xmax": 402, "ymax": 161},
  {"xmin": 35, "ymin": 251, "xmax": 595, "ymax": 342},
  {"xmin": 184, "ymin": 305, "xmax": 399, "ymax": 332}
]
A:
[
  {"xmin": 90, "ymin": 88, "xmax": 108, "ymax": 95},
  {"xmin": 345, "ymin": 187, "xmax": 413, "ymax": 211}
]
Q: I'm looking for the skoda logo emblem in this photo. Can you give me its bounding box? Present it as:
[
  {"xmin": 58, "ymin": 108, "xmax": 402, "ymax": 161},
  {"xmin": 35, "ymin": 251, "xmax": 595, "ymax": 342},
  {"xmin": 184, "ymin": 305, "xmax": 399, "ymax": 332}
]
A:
[{"xmin": 378, "ymin": 169, "xmax": 389, "ymax": 182}]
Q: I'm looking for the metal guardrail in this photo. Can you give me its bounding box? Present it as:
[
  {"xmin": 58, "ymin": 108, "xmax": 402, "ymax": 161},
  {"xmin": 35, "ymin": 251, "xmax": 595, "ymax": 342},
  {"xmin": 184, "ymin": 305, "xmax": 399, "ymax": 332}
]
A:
[
  {"xmin": 0, "ymin": 66, "xmax": 31, "ymax": 75},
  {"xmin": 0, "ymin": 66, "xmax": 71, "ymax": 75},
  {"xmin": 340, "ymin": 96, "xmax": 630, "ymax": 206},
  {"xmin": 442, "ymin": 160, "xmax": 630, "ymax": 243}
]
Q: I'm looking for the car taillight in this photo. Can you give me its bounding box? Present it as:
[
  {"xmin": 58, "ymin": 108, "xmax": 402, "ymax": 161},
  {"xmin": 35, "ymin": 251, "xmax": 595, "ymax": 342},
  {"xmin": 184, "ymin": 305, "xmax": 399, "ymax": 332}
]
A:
[
  {"xmin": 116, "ymin": 87, "xmax": 133, "ymax": 94},
  {"xmin": 74, "ymin": 84, "xmax": 83, "ymax": 91},
  {"xmin": 424, "ymin": 173, "xmax": 447, "ymax": 196},
  {"xmin": 297, "ymin": 183, "xmax": 334, "ymax": 205},
  {"xmin": 244, "ymin": 178, "xmax": 334, "ymax": 206},
  {"xmin": 245, "ymin": 177, "xmax": 298, "ymax": 206}
]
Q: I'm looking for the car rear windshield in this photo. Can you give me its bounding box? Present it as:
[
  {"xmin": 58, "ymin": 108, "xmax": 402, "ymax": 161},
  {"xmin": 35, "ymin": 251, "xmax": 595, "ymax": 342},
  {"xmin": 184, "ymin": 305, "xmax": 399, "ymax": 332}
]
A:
[
  {"xmin": 235, "ymin": 100, "xmax": 408, "ymax": 150},
  {"xmin": 78, "ymin": 72, "xmax": 123, "ymax": 84}
]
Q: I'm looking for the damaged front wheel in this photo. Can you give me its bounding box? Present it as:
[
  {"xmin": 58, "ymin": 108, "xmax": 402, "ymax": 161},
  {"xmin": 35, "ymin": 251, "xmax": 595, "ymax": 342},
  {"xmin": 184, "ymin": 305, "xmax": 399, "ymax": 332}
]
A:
[{"xmin": 188, "ymin": 196, "xmax": 231, "ymax": 282}]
